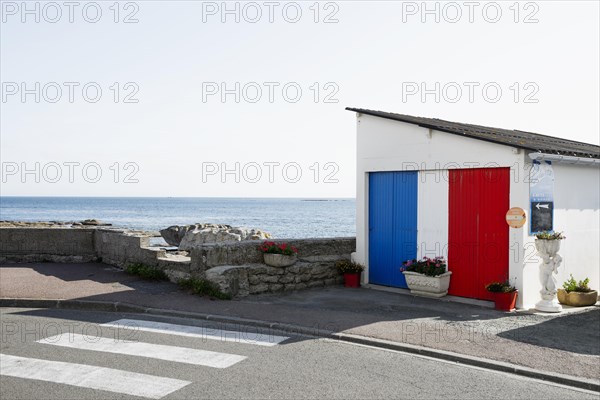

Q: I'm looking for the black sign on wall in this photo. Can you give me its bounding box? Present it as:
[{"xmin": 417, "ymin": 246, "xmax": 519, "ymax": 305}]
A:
[{"xmin": 530, "ymin": 201, "xmax": 553, "ymax": 233}]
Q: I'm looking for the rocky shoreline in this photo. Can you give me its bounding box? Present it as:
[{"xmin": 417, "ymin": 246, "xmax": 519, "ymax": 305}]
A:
[{"xmin": 0, "ymin": 219, "xmax": 113, "ymax": 228}]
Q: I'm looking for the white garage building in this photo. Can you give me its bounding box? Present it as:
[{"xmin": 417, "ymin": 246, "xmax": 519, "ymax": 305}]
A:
[{"xmin": 348, "ymin": 107, "xmax": 600, "ymax": 309}]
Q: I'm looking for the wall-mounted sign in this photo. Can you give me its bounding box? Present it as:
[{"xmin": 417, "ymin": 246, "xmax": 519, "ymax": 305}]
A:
[
  {"xmin": 530, "ymin": 161, "xmax": 554, "ymax": 234},
  {"xmin": 506, "ymin": 207, "xmax": 526, "ymax": 228}
]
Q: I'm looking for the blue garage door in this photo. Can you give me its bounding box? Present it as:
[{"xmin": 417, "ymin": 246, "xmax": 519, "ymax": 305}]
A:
[{"xmin": 369, "ymin": 171, "xmax": 418, "ymax": 288}]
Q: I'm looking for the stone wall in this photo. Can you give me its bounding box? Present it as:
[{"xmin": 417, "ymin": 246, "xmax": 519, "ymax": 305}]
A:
[
  {"xmin": 0, "ymin": 227, "xmax": 356, "ymax": 297},
  {"xmin": 0, "ymin": 228, "xmax": 97, "ymax": 263},
  {"xmin": 94, "ymin": 229, "xmax": 165, "ymax": 268},
  {"xmin": 199, "ymin": 238, "xmax": 356, "ymax": 297}
]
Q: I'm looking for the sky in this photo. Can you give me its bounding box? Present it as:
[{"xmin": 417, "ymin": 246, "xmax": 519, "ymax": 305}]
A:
[{"xmin": 1, "ymin": 0, "xmax": 599, "ymax": 198}]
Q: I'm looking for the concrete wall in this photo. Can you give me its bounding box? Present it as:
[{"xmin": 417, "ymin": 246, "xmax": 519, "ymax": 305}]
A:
[
  {"xmin": 0, "ymin": 228, "xmax": 97, "ymax": 263},
  {"xmin": 0, "ymin": 227, "xmax": 169, "ymax": 270}
]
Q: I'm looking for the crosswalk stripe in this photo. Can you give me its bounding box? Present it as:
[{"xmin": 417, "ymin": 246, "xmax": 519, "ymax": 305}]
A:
[
  {"xmin": 37, "ymin": 334, "xmax": 246, "ymax": 368},
  {"xmin": 101, "ymin": 319, "xmax": 289, "ymax": 347},
  {"xmin": 0, "ymin": 354, "xmax": 190, "ymax": 399}
]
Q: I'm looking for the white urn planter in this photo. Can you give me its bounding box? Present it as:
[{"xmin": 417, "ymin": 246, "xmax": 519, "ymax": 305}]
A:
[
  {"xmin": 263, "ymin": 253, "xmax": 297, "ymax": 267},
  {"xmin": 402, "ymin": 271, "xmax": 452, "ymax": 298},
  {"xmin": 534, "ymin": 239, "xmax": 563, "ymax": 313}
]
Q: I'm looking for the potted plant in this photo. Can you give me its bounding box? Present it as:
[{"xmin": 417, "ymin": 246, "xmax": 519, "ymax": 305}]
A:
[
  {"xmin": 558, "ymin": 274, "xmax": 598, "ymax": 307},
  {"xmin": 400, "ymin": 257, "xmax": 452, "ymax": 298},
  {"xmin": 336, "ymin": 260, "xmax": 364, "ymax": 288},
  {"xmin": 534, "ymin": 231, "xmax": 566, "ymax": 313},
  {"xmin": 485, "ymin": 281, "xmax": 518, "ymax": 311},
  {"xmin": 258, "ymin": 241, "xmax": 298, "ymax": 267},
  {"xmin": 534, "ymin": 231, "xmax": 566, "ymax": 255}
]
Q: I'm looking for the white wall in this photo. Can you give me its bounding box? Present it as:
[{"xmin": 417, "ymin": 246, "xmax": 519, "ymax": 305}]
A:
[
  {"xmin": 517, "ymin": 162, "xmax": 600, "ymax": 309},
  {"xmin": 417, "ymin": 171, "xmax": 448, "ymax": 260},
  {"xmin": 553, "ymin": 164, "xmax": 600, "ymax": 292}
]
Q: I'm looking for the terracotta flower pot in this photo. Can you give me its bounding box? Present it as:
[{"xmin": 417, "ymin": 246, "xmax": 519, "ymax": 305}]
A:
[
  {"xmin": 494, "ymin": 291, "xmax": 518, "ymax": 311},
  {"xmin": 344, "ymin": 272, "xmax": 361, "ymax": 288},
  {"xmin": 557, "ymin": 289, "xmax": 598, "ymax": 307}
]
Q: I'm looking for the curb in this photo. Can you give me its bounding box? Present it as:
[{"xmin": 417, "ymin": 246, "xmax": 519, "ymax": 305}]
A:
[{"xmin": 1, "ymin": 297, "xmax": 599, "ymax": 392}]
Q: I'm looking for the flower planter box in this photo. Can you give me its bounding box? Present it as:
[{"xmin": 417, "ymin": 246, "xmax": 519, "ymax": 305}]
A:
[
  {"xmin": 344, "ymin": 272, "xmax": 361, "ymax": 288},
  {"xmin": 493, "ymin": 291, "xmax": 518, "ymax": 311},
  {"xmin": 263, "ymin": 253, "xmax": 297, "ymax": 267},
  {"xmin": 402, "ymin": 271, "xmax": 452, "ymax": 298},
  {"xmin": 557, "ymin": 289, "xmax": 598, "ymax": 307}
]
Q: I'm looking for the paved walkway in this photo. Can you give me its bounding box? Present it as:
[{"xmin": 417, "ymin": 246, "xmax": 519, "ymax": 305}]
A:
[{"xmin": 1, "ymin": 262, "xmax": 598, "ymax": 385}]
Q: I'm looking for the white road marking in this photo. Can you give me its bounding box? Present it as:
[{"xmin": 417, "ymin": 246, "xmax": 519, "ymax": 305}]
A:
[
  {"xmin": 101, "ymin": 319, "xmax": 289, "ymax": 347},
  {"xmin": 37, "ymin": 334, "xmax": 246, "ymax": 368},
  {"xmin": 0, "ymin": 354, "xmax": 190, "ymax": 399}
]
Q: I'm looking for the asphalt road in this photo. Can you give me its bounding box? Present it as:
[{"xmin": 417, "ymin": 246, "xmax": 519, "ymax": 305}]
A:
[{"xmin": 0, "ymin": 308, "xmax": 597, "ymax": 400}]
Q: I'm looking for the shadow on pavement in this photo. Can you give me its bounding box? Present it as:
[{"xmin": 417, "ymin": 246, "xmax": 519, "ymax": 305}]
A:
[{"xmin": 498, "ymin": 308, "xmax": 600, "ymax": 356}]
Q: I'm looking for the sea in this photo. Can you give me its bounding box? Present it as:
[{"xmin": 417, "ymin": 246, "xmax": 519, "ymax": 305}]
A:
[{"xmin": 0, "ymin": 197, "xmax": 356, "ymax": 239}]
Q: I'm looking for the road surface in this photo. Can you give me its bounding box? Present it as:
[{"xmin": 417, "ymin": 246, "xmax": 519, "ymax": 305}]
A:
[{"xmin": 0, "ymin": 308, "xmax": 596, "ymax": 399}]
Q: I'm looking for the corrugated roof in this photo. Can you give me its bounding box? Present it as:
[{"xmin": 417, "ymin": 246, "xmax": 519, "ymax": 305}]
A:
[{"xmin": 346, "ymin": 108, "xmax": 600, "ymax": 159}]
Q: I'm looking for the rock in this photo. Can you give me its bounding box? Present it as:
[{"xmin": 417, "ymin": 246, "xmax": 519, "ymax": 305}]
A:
[
  {"xmin": 177, "ymin": 223, "xmax": 272, "ymax": 250},
  {"xmin": 80, "ymin": 219, "xmax": 111, "ymax": 226},
  {"xmin": 0, "ymin": 220, "xmax": 110, "ymax": 228},
  {"xmin": 160, "ymin": 224, "xmax": 215, "ymax": 246},
  {"xmin": 269, "ymin": 284, "xmax": 284, "ymax": 292}
]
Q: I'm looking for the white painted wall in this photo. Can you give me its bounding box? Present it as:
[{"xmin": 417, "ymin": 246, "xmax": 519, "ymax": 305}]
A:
[
  {"xmin": 417, "ymin": 171, "xmax": 448, "ymax": 260},
  {"xmin": 553, "ymin": 164, "xmax": 600, "ymax": 292},
  {"xmin": 517, "ymin": 162, "xmax": 600, "ymax": 309}
]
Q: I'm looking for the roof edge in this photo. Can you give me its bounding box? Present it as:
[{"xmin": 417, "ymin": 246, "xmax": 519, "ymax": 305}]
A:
[{"xmin": 346, "ymin": 107, "xmax": 600, "ymax": 159}]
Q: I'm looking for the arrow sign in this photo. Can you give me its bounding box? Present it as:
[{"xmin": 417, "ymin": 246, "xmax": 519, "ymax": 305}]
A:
[{"xmin": 531, "ymin": 201, "xmax": 553, "ymax": 233}]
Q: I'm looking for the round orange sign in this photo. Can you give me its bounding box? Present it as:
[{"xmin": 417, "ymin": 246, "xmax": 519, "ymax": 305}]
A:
[{"xmin": 506, "ymin": 207, "xmax": 526, "ymax": 228}]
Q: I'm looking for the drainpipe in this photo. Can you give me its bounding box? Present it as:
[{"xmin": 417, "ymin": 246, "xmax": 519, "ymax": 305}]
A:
[{"xmin": 528, "ymin": 152, "xmax": 600, "ymax": 167}]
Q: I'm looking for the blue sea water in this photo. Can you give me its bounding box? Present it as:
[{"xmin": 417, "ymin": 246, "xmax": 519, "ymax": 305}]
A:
[{"xmin": 0, "ymin": 197, "xmax": 356, "ymax": 238}]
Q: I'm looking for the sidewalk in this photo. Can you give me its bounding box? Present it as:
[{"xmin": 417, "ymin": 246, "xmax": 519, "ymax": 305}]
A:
[{"xmin": 1, "ymin": 262, "xmax": 599, "ymax": 388}]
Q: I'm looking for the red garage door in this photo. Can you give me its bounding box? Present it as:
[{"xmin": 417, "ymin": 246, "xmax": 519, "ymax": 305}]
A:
[{"xmin": 448, "ymin": 168, "xmax": 510, "ymax": 300}]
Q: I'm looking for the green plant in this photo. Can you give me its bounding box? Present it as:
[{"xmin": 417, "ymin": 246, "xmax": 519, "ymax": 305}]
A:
[
  {"xmin": 124, "ymin": 263, "xmax": 169, "ymax": 281},
  {"xmin": 401, "ymin": 257, "xmax": 447, "ymax": 277},
  {"xmin": 178, "ymin": 278, "xmax": 232, "ymax": 300},
  {"xmin": 535, "ymin": 231, "xmax": 566, "ymax": 240},
  {"xmin": 258, "ymin": 241, "xmax": 298, "ymax": 256},
  {"xmin": 485, "ymin": 280, "xmax": 517, "ymax": 293},
  {"xmin": 335, "ymin": 260, "xmax": 364, "ymax": 273},
  {"xmin": 562, "ymin": 274, "xmax": 592, "ymax": 293}
]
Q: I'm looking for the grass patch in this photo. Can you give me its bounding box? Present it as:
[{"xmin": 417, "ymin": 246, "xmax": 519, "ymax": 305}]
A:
[
  {"xmin": 178, "ymin": 278, "xmax": 232, "ymax": 300},
  {"xmin": 124, "ymin": 263, "xmax": 169, "ymax": 281}
]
